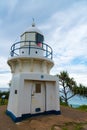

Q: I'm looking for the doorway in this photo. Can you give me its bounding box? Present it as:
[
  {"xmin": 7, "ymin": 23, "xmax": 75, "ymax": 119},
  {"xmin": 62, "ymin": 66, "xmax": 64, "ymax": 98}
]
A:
[{"xmin": 31, "ymin": 81, "xmax": 45, "ymax": 114}]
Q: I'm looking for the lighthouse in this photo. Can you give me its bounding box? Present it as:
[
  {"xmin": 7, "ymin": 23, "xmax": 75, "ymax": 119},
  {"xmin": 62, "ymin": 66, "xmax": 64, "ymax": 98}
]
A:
[{"xmin": 6, "ymin": 22, "xmax": 60, "ymax": 122}]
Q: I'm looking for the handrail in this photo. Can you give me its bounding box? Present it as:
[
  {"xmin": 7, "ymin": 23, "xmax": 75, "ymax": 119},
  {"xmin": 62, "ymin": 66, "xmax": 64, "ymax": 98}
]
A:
[{"xmin": 10, "ymin": 41, "xmax": 53, "ymax": 59}]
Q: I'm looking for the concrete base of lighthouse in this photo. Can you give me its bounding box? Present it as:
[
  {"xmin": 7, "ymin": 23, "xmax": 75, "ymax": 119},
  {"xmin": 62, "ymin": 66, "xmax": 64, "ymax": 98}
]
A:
[
  {"xmin": 6, "ymin": 73, "xmax": 60, "ymax": 122},
  {"xmin": 6, "ymin": 109, "xmax": 61, "ymax": 122}
]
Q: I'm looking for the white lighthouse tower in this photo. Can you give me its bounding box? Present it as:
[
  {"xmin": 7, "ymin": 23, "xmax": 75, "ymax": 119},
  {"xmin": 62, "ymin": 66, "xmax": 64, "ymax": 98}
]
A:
[{"xmin": 6, "ymin": 22, "xmax": 60, "ymax": 122}]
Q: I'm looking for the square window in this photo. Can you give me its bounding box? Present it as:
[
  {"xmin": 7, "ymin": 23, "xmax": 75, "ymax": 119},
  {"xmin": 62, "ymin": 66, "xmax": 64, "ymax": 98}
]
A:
[
  {"xmin": 35, "ymin": 84, "xmax": 41, "ymax": 93},
  {"xmin": 15, "ymin": 90, "xmax": 17, "ymax": 94}
]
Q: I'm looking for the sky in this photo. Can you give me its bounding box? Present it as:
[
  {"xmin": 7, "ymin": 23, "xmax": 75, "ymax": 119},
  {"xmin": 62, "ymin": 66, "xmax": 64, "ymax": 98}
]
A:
[{"xmin": 0, "ymin": 0, "xmax": 87, "ymax": 88}]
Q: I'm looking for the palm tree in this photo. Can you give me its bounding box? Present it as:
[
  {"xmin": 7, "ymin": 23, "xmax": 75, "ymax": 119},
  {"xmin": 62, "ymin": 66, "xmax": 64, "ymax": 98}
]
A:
[
  {"xmin": 76, "ymin": 84, "xmax": 87, "ymax": 97},
  {"xmin": 58, "ymin": 71, "xmax": 77, "ymax": 105}
]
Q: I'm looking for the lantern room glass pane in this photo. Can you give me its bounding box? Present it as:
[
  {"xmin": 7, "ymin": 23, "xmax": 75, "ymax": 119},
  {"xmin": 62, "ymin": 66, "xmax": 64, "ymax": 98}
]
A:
[
  {"xmin": 36, "ymin": 33, "xmax": 44, "ymax": 43},
  {"xmin": 26, "ymin": 32, "xmax": 35, "ymax": 41}
]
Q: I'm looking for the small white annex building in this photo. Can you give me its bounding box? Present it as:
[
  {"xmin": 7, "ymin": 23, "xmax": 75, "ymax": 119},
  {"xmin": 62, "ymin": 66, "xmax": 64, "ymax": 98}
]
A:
[{"xmin": 6, "ymin": 22, "xmax": 60, "ymax": 122}]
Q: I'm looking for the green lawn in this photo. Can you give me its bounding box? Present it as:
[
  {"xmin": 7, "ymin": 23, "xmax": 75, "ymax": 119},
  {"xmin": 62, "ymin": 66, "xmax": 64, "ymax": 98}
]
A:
[{"xmin": 0, "ymin": 98, "xmax": 8, "ymax": 106}]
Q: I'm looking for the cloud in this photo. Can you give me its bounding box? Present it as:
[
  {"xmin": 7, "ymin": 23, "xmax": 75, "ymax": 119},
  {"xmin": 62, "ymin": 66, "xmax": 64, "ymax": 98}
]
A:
[
  {"xmin": 0, "ymin": 56, "xmax": 11, "ymax": 88},
  {"xmin": 0, "ymin": 73, "xmax": 11, "ymax": 88},
  {"xmin": 43, "ymin": 3, "xmax": 87, "ymax": 85},
  {"xmin": 0, "ymin": 0, "xmax": 87, "ymax": 87},
  {"xmin": 0, "ymin": 56, "xmax": 10, "ymax": 71}
]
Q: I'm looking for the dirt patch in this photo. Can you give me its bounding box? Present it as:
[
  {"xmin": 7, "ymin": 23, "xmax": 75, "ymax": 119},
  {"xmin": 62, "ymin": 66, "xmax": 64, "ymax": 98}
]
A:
[
  {"xmin": 0, "ymin": 105, "xmax": 87, "ymax": 130},
  {"xmin": 61, "ymin": 106, "xmax": 87, "ymax": 122}
]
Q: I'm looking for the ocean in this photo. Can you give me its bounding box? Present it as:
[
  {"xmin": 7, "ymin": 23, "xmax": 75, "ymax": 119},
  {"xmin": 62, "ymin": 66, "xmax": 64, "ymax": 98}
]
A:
[
  {"xmin": 60, "ymin": 90, "xmax": 87, "ymax": 108},
  {"xmin": 0, "ymin": 88, "xmax": 10, "ymax": 92},
  {"xmin": 0, "ymin": 88, "xmax": 87, "ymax": 108},
  {"xmin": 68, "ymin": 95, "xmax": 87, "ymax": 108}
]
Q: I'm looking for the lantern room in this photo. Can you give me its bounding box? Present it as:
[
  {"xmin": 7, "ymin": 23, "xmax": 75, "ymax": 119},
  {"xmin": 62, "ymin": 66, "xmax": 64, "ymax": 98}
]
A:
[
  {"xmin": 19, "ymin": 23, "xmax": 44, "ymax": 56},
  {"xmin": 10, "ymin": 23, "xmax": 53, "ymax": 59},
  {"xmin": 21, "ymin": 23, "xmax": 44, "ymax": 43}
]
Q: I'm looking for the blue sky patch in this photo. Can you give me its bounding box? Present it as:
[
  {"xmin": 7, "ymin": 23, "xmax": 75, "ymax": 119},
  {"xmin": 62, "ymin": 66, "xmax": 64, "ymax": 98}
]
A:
[{"xmin": 71, "ymin": 56, "xmax": 87, "ymax": 65}]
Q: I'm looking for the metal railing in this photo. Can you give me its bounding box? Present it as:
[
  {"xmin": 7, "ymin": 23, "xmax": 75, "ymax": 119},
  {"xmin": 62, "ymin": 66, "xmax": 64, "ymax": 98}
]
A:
[{"xmin": 10, "ymin": 41, "xmax": 53, "ymax": 59}]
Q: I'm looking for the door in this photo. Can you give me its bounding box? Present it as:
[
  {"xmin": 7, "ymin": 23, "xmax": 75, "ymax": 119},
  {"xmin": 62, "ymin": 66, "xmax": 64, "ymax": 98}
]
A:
[{"xmin": 31, "ymin": 81, "xmax": 45, "ymax": 114}]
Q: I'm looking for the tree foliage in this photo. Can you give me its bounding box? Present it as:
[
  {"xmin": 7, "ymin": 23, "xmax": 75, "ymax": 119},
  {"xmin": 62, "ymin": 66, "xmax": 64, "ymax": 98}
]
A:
[
  {"xmin": 0, "ymin": 91, "xmax": 9, "ymax": 99},
  {"xmin": 72, "ymin": 83, "xmax": 87, "ymax": 97},
  {"xmin": 58, "ymin": 71, "xmax": 87, "ymax": 105}
]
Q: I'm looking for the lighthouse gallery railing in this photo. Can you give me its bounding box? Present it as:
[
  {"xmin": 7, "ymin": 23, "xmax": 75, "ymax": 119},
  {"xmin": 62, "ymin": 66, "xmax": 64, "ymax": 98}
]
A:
[{"xmin": 10, "ymin": 41, "xmax": 53, "ymax": 59}]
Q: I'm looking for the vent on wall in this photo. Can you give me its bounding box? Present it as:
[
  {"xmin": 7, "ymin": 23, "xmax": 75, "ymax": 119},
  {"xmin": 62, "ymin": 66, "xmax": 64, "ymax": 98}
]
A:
[{"xmin": 35, "ymin": 108, "xmax": 41, "ymax": 112}]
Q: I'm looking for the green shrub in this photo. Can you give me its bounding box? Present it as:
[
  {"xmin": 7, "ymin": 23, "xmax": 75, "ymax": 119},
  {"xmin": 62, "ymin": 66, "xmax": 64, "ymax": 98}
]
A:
[
  {"xmin": 62, "ymin": 128, "xmax": 68, "ymax": 130},
  {"xmin": 77, "ymin": 105, "xmax": 87, "ymax": 111},
  {"xmin": 74, "ymin": 125, "xmax": 83, "ymax": 130}
]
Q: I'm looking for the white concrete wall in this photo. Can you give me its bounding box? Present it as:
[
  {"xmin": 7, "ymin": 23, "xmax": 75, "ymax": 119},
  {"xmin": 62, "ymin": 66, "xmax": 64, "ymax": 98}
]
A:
[
  {"xmin": 7, "ymin": 73, "xmax": 60, "ymax": 118},
  {"xmin": 21, "ymin": 73, "xmax": 58, "ymax": 82},
  {"xmin": 46, "ymin": 81, "xmax": 59, "ymax": 111},
  {"xmin": 8, "ymin": 75, "xmax": 32, "ymax": 117},
  {"xmin": 18, "ymin": 80, "xmax": 32, "ymax": 115},
  {"xmin": 20, "ymin": 73, "xmax": 60, "ymax": 114},
  {"xmin": 19, "ymin": 46, "xmax": 44, "ymax": 57},
  {"xmin": 8, "ymin": 57, "xmax": 53, "ymax": 74},
  {"xmin": 7, "ymin": 74, "xmax": 20, "ymax": 116},
  {"xmin": 55, "ymin": 78, "xmax": 60, "ymax": 111}
]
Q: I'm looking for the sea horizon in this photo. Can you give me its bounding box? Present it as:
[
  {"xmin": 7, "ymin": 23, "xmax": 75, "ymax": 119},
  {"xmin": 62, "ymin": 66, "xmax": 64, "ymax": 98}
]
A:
[{"xmin": 0, "ymin": 87, "xmax": 10, "ymax": 92}]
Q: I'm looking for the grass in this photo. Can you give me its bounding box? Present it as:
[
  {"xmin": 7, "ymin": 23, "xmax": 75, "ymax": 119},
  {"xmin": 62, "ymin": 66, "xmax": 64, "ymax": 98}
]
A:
[
  {"xmin": 51, "ymin": 123, "xmax": 84, "ymax": 130},
  {"xmin": 62, "ymin": 128, "xmax": 68, "ymax": 130},
  {"xmin": 61, "ymin": 122, "xmax": 85, "ymax": 130},
  {"xmin": 76, "ymin": 105, "xmax": 87, "ymax": 112},
  {"xmin": 60, "ymin": 100, "xmax": 87, "ymax": 112},
  {"xmin": 0, "ymin": 98, "xmax": 8, "ymax": 106},
  {"xmin": 60, "ymin": 101, "xmax": 68, "ymax": 107},
  {"xmin": 74, "ymin": 125, "xmax": 83, "ymax": 130}
]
